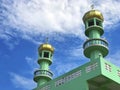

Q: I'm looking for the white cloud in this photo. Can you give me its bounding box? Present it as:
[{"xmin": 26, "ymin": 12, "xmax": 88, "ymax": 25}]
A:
[
  {"xmin": 0, "ymin": 0, "xmax": 86, "ymax": 41},
  {"xmin": 98, "ymin": 0, "xmax": 120, "ymax": 29},
  {"xmin": 1, "ymin": 0, "xmax": 120, "ymax": 43},
  {"xmin": 69, "ymin": 46, "xmax": 84, "ymax": 58},
  {"xmin": 0, "ymin": 29, "xmax": 19, "ymax": 50},
  {"xmin": 25, "ymin": 56, "xmax": 37, "ymax": 68},
  {"xmin": 52, "ymin": 62, "xmax": 79, "ymax": 77},
  {"xmin": 107, "ymin": 50, "xmax": 120, "ymax": 67},
  {"xmin": 10, "ymin": 72, "xmax": 36, "ymax": 90}
]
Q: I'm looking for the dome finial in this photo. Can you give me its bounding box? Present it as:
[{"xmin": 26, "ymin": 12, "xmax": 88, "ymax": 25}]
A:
[
  {"xmin": 45, "ymin": 37, "xmax": 49, "ymax": 44},
  {"xmin": 91, "ymin": 4, "xmax": 94, "ymax": 10},
  {"xmin": 83, "ymin": 4, "xmax": 104, "ymax": 23}
]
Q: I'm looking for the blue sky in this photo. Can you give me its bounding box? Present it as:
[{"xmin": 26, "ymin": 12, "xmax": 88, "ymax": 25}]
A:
[{"xmin": 0, "ymin": 0, "xmax": 120, "ymax": 90}]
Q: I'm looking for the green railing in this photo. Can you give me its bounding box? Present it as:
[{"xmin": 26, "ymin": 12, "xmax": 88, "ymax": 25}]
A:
[
  {"xmin": 83, "ymin": 38, "xmax": 108, "ymax": 49},
  {"xmin": 34, "ymin": 69, "xmax": 53, "ymax": 78}
]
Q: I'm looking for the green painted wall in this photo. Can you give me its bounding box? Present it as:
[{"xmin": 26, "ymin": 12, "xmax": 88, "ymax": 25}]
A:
[
  {"xmin": 100, "ymin": 58, "xmax": 120, "ymax": 84},
  {"xmin": 34, "ymin": 57, "xmax": 120, "ymax": 90}
]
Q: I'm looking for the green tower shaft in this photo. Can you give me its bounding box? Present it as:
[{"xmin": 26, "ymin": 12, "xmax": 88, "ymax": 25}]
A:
[
  {"xmin": 83, "ymin": 9, "xmax": 109, "ymax": 61},
  {"xmin": 33, "ymin": 42, "xmax": 54, "ymax": 86}
]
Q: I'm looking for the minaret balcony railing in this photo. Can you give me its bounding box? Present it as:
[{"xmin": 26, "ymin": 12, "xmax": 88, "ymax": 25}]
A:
[
  {"xmin": 83, "ymin": 38, "xmax": 109, "ymax": 58},
  {"xmin": 83, "ymin": 38, "xmax": 108, "ymax": 49},
  {"xmin": 34, "ymin": 69, "xmax": 53, "ymax": 82}
]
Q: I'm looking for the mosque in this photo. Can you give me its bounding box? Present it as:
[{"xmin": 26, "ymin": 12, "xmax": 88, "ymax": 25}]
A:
[{"xmin": 33, "ymin": 7, "xmax": 120, "ymax": 90}]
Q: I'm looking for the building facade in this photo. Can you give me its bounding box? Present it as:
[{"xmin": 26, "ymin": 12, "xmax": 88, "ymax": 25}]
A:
[{"xmin": 33, "ymin": 9, "xmax": 120, "ymax": 90}]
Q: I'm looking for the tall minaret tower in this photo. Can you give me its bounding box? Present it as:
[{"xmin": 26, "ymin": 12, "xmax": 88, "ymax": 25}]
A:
[
  {"xmin": 33, "ymin": 38, "xmax": 54, "ymax": 86},
  {"xmin": 83, "ymin": 6, "xmax": 109, "ymax": 61}
]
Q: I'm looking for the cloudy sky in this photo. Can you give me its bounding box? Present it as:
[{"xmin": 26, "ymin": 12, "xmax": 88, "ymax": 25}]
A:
[{"xmin": 0, "ymin": 0, "xmax": 120, "ymax": 90}]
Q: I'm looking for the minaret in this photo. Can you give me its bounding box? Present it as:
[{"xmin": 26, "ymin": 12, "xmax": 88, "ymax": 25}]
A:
[
  {"xmin": 83, "ymin": 6, "xmax": 109, "ymax": 61},
  {"xmin": 33, "ymin": 38, "xmax": 54, "ymax": 86}
]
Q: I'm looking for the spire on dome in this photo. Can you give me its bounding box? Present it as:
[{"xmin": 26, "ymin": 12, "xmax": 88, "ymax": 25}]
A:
[
  {"xmin": 91, "ymin": 4, "xmax": 94, "ymax": 10},
  {"xmin": 45, "ymin": 37, "xmax": 49, "ymax": 44}
]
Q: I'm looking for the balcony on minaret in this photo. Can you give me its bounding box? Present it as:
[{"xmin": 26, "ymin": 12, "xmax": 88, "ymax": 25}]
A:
[
  {"xmin": 34, "ymin": 69, "xmax": 53, "ymax": 82},
  {"xmin": 83, "ymin": 38, "xmax": 109, "ymax": 58}
]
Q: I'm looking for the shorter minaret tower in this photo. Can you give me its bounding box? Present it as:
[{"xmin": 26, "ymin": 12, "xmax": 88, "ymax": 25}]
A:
[
  {"xmin": 34, "ymin": 38, "xmax": 54, "ymax": 86},
  {"xmin": 83, "ymin": 6, "xmax": 109, "ymax": 61}
]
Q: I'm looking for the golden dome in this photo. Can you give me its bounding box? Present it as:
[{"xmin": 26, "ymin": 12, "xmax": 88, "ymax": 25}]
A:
[
  {"xmin": 39, "ymin": 43, "xmax": 54, "ymax": 52},
  {"xmin": 83, "ymin": 10, "xmax": 104, "ymax": 23}
]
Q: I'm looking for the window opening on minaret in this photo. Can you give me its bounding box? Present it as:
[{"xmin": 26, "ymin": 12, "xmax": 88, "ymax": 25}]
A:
[
  {"xmin": 96, "ymin": 19, "xmax": 101, "ymax": 26},
  {"xmin": 88, "ymin": 20, "xmax": 94, "ymax": 27},
  {"xmin": 44, "ymin": 52, "xmax": 49, "ymax": 58}
]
